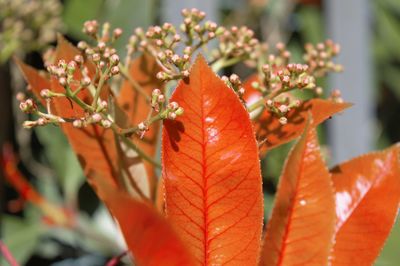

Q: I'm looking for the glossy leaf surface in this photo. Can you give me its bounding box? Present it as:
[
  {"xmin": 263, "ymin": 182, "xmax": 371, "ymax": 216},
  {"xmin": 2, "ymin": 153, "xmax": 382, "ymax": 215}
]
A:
[
  {"xmin": 117, "ymin": 54, "xmax": 163, "ymax": 196},
  {"xmin": 243, "ymin": 75, "xmax": 351, "ymax": 154},
  {"xmin": 162, "ymin": 56, "xmax": 263, "ymax": 265},
  {"xmin": 330, "ymin": 144, "xmax": 400, "ymax": 265},
  {"xmin": 261, "ymin": 123, "xmax": 335, "ymax": 266},
  {"xmin": 92, "ymin": 177, "xmax": 194, "ymax": 266}
]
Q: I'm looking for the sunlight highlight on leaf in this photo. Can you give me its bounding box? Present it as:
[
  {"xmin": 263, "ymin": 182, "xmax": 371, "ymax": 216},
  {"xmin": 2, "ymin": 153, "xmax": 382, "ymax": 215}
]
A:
[
  {"xmin": 261, "ymin": 122, "xmax": 335, "ymax": 266},
  {"xmin": 330, "ymin": 144, "xmax": 400, "ymax": 265}
]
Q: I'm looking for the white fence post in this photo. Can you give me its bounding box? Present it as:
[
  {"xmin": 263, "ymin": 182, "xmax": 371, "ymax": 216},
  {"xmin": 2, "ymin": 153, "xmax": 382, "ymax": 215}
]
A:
[{"xmin": 325, "ymin": 0, "xmax": 374, "ymax": 165}]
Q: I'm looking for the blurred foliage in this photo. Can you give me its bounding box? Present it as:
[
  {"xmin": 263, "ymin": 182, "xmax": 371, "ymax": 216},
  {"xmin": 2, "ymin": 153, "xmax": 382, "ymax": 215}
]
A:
[
  {"xmin": 63, "ymin": 0, "xmax": 156, "ymax": 57},
  {"xmin": 0, "ymin": 0, "xmax": 63, "ymax": 63},
  {"xmin": 1, "ymin": 0, "xmax": 400, "ymax": 265}
]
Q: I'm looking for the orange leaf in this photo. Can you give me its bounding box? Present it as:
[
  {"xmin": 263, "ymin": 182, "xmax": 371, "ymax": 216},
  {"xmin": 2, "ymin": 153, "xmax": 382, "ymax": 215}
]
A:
[
  {"xmin": 243, "ymin": 75, "xmax": 351, "ymax": 154},
  {"xmin": 92, "ymin": 176, "xmax": 195, "ymax": 266},
  {"xmin": 117, "ymin": 54, "xmax": 163, "ymax": 198},
  {"xmin": 330, "ymin": 144, "xmax": 400, "ymax": 265},
  {"xmin": 261, "ymin": 122, "xmax": 335, "ymax": 265},
  {"xmin": 162, "ymin": 56, "xmax": 263, "ymax": 265}
]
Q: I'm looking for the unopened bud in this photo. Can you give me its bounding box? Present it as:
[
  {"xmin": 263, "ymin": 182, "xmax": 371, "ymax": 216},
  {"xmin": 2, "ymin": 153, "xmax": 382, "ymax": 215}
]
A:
[
  {"xmin": 37, "ymin": 118, "xmax": 46, "ymax": 126},
  {"xmin": 111, "ymin": 66, "xmax": 120, "ymax": 75},
  {"xmin": 91, "ymin": 113, "xmax": 102, "ymax": 123},
  {"xmin": 81, "ymin": 77, "xmax": 91, "ymax": 86},
  {"xmin": 168, "ymin": 101, "xmax": 179, "ymax": 110},
  {"xmin": 101, "ymin": 119, "xmax": 112, "ymax": 128},
  {"xmin": 152, "ymin": 88, "xmax": 161, "ymax": 96},
  {"xmin": 77, "ymin": 41, "xmax": 87, "ymax": 50},
  {"xmin": 59, "ymin": 77, "xmax": 67, "ymax": 86},
  {"xmin": 113, "ymin": 28, "xmax": 123, "ymax": 38},
  {"xmin": 92, "ymin": 53, "xmax": 101, "ymax": 62},
  {"xmin": 279, "ymin": 117, "xmax": 288, "ymax": 125},
  {"xmin": 74, "ymin": 55, "xmax": 84, "ymax": 65},
  {"xmin": 174, "ymin": 107, "xmax": 184, "ymax": 116},
  {"xmin": 40, "ymin": 89, "xmax": 52, "ymax": 99},
  {"xmin": 278, "ymin": 105, "xmax": 288, "ymax": 114},
  {"xmin": 181, "ymin": 70, "xmax": 190, "ymax": 77},
  {"xmin": 168, "ymin": 112, "xmax": 177, "ymax": 120},
  {"xmin": 138, "ymin": 122, "xmax": 147, "ymax": 131},
  {"xmin": 229, "ymin": 74, "xmax": 239, "ymax": 84},
  {"xmin": 73, "ymin": 119, "xmax": 83, "ymax": 128}
]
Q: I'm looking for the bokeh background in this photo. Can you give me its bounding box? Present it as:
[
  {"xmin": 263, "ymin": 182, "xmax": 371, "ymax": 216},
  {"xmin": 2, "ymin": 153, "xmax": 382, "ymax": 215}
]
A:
[{"xmin": 1, "ymin": 0, "xmax": 399, "ymax": 265}]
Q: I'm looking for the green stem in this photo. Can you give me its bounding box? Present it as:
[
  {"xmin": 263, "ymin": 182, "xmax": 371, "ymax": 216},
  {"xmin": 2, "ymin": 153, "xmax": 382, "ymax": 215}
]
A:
[
  {"xmin": 118, "ymin": 133, "xmax": 162, "ymax": 169},
  {"xmin": 120, "ymin": 112, "xmax": 164, "ymax": 135},
  {"xmin": 92, "ymin": 68, "xmax": 110, "ymax": 109},
  {"xmin": 65, "ymin": 86, "xmax": 94, "ymax": 112}
]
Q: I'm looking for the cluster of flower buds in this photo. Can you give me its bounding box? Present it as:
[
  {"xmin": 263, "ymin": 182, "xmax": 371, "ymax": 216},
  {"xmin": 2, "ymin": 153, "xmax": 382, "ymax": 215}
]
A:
[
  {"xmin": 255, "ymin": 62, "xmax": 315, "ymax": 94},
  {"xmin": 126, "ymin": 8, "xmax": 225, "ymax": 81},
  {"xmin": 221, "ymin": 74, "xmax": 245, "ymax": 98},
  {"xmin": 265, "ymin": 95, "xmax": 302, "ymax": 125},
  {"xmin": 151, "ymin": 88, "xmax": 166, "ymax": 112},
  {"xmin": 71, "ymin": 109, "xmax": 111, "ymax": 129},
  {"xmin": 304, "ymin": 39, "xmax": 342, "ymax": 77},
  {"xmin": 0, "ymin": 0, "xmax": 63, "ymax": 63},
  {"xmin": 17, "ymin": 96, "xmax": 65, "ymax": 128},
  {"xmin": 213, "ymin": 26, "xmax": 260, "ymax": 65},
  {"xmin": 78, "ymin": 20, "xmax": 122, "ymax": 75},
  {"xmin": 180, "ymin": 8, "xmax": 223, "ymax": 45},
  {"xmin": 46, "ymin": 56, "xmax": 96, "ymax": 93},
  {"xmin": 163, "ymin": 101, "xmax": 184, "ymax": 120},
  {"xmin": 19, "ymin": 98, "xmax": 37, "ymax": 114}
]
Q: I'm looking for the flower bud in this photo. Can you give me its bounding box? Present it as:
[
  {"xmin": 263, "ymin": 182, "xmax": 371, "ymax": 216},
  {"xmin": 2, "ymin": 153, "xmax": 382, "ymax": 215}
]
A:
[
  {"xmin": 101, "ymin": 119, "xmax": 112, "ymax": 128},
  {"xmin": 113, "ymin": 28, "xmax": 123, "ymax": 39},
  {"xmin": 91, "ymin": 113, "xmax": 102, "ymax": 123},
  {"xmin": 73, "ymin": 119, "xmax": 83, "ymax": 128},
  {"xmin": 279, "ymin": 117, "xmax": 288, "ymax": 125},
  {"xmin": 111, "ymin": 66, "xmax": 120, "ymax": 75},
  {"xmin": 174, "ymin": 107, "xmax": 184, "ymax": 116},
  {"xmin": 110, "ymin": 54, "xmax": 120, "ymax": 65},
  {"xmin": 81, "ymin": 77, "xmax": 91, "ymax": 86}
]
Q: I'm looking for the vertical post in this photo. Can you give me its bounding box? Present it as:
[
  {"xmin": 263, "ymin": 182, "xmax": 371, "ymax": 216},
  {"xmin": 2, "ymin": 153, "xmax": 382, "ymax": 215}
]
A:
[{"xmin": 325, "ymin": 0, "xmax": 374, "ymax": 164}]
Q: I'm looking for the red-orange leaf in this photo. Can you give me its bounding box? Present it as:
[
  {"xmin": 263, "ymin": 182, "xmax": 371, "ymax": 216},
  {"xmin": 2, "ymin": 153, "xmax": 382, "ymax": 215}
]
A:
[
  {"xmin": 117, "ymin": 54, "xmax": 163, "ymax": 197},
  {"xmin": 92, "ymin": 176, "xmax": 195, "ymax": 266},
  {"xmin": 162, "ymin": 56, "xmax": 263, "ymax": 265},
  {"xmin": 330, "ymin": 144, "xmax": 400, "ymax": 265},
  {"xmin": 261, "ymin": 122, "xmax": 335, "ymax": 266},
  {"xmin": 243, "ymin": 75, "xmax": 351, "ymax": 154}
]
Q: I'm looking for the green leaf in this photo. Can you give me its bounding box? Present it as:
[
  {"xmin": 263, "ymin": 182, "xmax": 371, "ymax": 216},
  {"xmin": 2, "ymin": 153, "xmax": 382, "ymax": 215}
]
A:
[
  {"xmin": 298, "ymin": 6, "xmax": 325, "ymax": 44},
  {"xmin": 34, "ymin": 125, "xmax": 84, "ymax": 205},
  {"xmin": 62, "ymin": 0, "xmax": 103, "ymax": 40},
  {"xmin": 375, "ymin": 216, "xmax": 400, "ymax": 266},
  {"xmin": 0, "ymin": 216, "xmax": 44, "ymax": 265}
]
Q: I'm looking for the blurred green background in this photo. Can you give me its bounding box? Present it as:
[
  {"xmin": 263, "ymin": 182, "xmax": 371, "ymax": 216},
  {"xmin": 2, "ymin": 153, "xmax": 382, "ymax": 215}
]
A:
[{"xmin": 1, "ymin": 0, "xmax": 399, "ymax": 265}]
